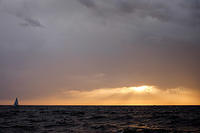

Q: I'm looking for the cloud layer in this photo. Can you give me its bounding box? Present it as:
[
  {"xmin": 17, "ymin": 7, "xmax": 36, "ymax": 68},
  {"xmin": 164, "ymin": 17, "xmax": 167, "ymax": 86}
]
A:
[
  {"xmin": 0, "ymin": 0, "xmax": 199, "ymax": 104},
  {"xmin": 12, "ymin": 86, "xmax": 200, "ymax": 105},
  {"xmin": 59, "ymin": 86, "xmax": 200, "ymax": 105}
]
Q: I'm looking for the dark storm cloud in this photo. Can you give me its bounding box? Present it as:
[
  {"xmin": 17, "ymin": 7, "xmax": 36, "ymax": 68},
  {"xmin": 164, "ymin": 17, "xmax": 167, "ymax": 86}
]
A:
[
  {"xmin": 78, "ymin": 0, "xmax": 96, "ymax": 8},
  {"xmin": 0, "ymin": 1, "xmax": 44, "ymax": 28},
  {"xmin": 0, "ymin": 0, "xmax": 200, "ymax": 102},
  {"xmin": 183, "ymin": 0, "xmax": 200, "ymax": 26},
  {"xmin": 77, "ymin": 0, "xmax": 200, "ymax": 26},
  {"xmin": 19, "ymin": 17, "xmax": 44, "ymax": 28},
  {"xmin": 77, "ymin": 0, "xmax": 170, "ymax": 19}
]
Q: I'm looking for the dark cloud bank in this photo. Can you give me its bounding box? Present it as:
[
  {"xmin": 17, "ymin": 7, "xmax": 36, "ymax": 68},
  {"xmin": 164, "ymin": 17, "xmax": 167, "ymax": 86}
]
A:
[{"xmin": 0, "ymin": 0, "xmax": 200, "ymax": 101}]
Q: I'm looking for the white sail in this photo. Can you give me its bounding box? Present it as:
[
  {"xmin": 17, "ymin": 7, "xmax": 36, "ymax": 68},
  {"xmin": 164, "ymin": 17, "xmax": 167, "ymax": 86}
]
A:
[{"xmin": 14, "ymin": 98, "xmax": 19, "ymax": 106}]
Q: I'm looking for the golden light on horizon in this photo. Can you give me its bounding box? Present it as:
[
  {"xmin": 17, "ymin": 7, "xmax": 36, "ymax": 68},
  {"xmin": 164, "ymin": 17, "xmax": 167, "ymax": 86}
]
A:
[
  {"xmin": 44, "ymin": 85, "xmax": 199, "ymax": 105},
  {"xmin": 0, "ymin": 85, "xmax": 199, "ymax": 105}
]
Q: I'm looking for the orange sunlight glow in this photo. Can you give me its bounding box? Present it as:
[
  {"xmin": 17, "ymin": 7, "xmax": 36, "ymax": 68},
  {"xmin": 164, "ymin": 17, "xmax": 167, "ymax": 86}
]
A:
[
  {"xmin": 1, "ymin": 85, "xmax": 199, "ymax": 105},
  {"xmin": 129, "ymin": 86, "xmax": 153, "ymax": 93}
]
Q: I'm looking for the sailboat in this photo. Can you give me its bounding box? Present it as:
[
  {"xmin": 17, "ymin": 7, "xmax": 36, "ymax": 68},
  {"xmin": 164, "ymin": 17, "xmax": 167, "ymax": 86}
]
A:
[{"xmin": 14, "ymin": 97, "xmax": 19, "ymax": 106}]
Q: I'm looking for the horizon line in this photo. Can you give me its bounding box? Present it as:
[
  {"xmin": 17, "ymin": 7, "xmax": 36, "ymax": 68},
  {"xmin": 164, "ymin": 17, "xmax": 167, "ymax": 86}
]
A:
[{"xmin": 0, "ymin": 104, "xmax": 200, "ymax": 106}]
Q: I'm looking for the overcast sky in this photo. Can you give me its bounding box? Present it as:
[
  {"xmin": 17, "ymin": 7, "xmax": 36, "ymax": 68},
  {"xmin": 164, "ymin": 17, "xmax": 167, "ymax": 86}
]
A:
[{"xmin": 0, "ymin": 0, "xmax": 200, "ymax": 104}]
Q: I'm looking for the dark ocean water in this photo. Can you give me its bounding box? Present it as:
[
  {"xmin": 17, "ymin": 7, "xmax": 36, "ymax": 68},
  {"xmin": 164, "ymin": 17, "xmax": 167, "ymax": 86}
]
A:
[{"xmin": 0, "ymin": 106, "xmax": 200, "ymax": 133}]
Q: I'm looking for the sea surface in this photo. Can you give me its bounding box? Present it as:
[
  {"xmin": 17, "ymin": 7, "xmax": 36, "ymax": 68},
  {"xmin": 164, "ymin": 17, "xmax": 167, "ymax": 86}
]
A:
[{"xmin": 0, "ymin": 106, "xmax": 200, "ymax": 133}]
